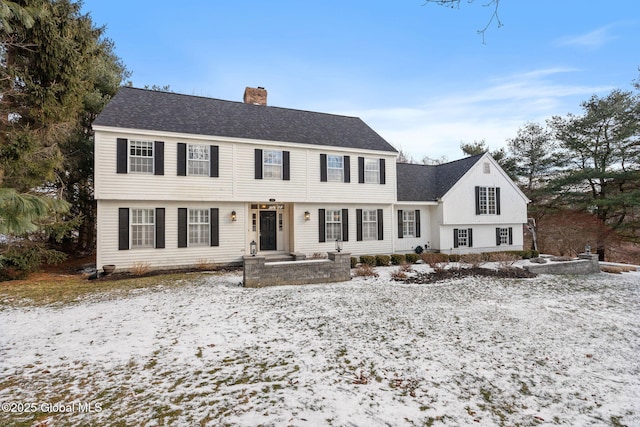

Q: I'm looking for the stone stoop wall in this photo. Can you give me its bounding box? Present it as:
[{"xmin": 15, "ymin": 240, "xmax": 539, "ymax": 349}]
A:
[
  {"xmin": 525, "ymin": 253, "xmax": 600, "ymax": 275},
  {"xmin": 243, "ymin": 252, "xmax": 351, "ymax": 288}
]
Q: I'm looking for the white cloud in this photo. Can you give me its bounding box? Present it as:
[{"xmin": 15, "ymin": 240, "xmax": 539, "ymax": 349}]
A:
[
  {"xmin": 341, "ymin": 68, "xmax": 615, "ymax": 161},
  {"xmin": 554, "ymin": 26, "xmax": 617, "ymax": 49}
]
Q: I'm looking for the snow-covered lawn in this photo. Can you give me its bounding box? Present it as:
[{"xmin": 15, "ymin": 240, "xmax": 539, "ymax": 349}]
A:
[{"xmin": 1, "ymin": 266, "xmax": 639, "ymax": 426}]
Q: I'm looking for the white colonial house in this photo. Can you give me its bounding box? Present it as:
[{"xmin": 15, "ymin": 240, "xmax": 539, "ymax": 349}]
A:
[{"xmin": 93, "ymin": 87, "xmax": 529, "ymax": 270}]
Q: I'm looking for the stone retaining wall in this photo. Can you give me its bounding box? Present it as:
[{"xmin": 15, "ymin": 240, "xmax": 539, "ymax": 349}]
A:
[
  {"xmin": 524, "ymin": 253, "xmax": 600, "ymax": 275},
  {"xmin": 243, "ymin": 252, "xmax": 351, "ymax": 288}
]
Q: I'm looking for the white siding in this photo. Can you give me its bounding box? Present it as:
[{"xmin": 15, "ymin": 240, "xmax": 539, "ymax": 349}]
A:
[
  {"xmin": 439, "ymin": 224, "xmax": 524, "ymax": 255},
  {"xmin": 292, "ymin": 203, "xmax": 394, "ymax": 257},
  {"xmin": 393, "ymin": 206, "xmax": 432, "ymax": 253},
  {"xmin": 95, "ymin": 129, "xmax": 397, "ymax": 203},
  {"xmin": 441, "ymin": 156, "xmax": 527, "ymax": 226},
  {"xmin": 96, "ymin": 200, "xmax": 246, "ymax": 271}
]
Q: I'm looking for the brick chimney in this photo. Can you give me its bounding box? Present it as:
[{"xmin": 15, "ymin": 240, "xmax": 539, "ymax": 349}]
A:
[{"xmin": 243, "ymin": 87, "xmax": 267, "ymax": 106}]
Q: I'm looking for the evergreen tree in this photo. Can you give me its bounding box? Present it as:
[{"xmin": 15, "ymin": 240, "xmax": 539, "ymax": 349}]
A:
[{"xmin": 548, "ymin": 89, "xmax": 640, "ymax": 258}]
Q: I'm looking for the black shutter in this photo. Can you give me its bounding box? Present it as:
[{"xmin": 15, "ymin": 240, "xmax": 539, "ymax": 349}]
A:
[
  {"xmin": 415, "ymin": 210, "xmax": 421, "ymax": 238},
  {"xmin": 210, "ymin": 145, "xmax": 219, "ymax": 178},
  {"xmin": 468, "ymin": 228, "xmax": 473, "ymax": 247},
  {"xmin": 453, "ymin": 228, "xmax": 459, "ymax": 248},
  {"xmin": 283, "ymin": 150, "xmax": 290, "ymax": 180},
  {"xmin": 177, "ymin": 143, "xmax": 186, "ymax": 176},
  {"xmin": 210, "ymin": 208, "xmax": 219, "ymax": 247},
  {"xmin": 118, "ymin": 208, "xmax": 129, "ymax": 250},
  {"xmin": 398, "ymin": 210, "xmax": 404, "ymax": 239},
  {"xmin": 508, "ymin": 227, "xmax": 513, "ymax": 245},
  {"xmin": 320, "ymin": 154, "xmax": 327, "ymax": 182},
  {"xmin": 356, "ymin": 209, "xmax": 363, "ymax": 241},
  {"xmin": 496, "ymin": 227, "xmax": 501, "ymax": 246},
  {"xmin": 475, "ymin": 186, "xmax": 481, "ymax": 215},
  {"xmin": 154, "ymin": 141, "xmax": 164, "ymax": 175},
  {"xmin": 341, "ymin": 209, "xmax": 349, "ymax": 242},
  {"xmin": 318, "ymin": 209, "xmax": 326, "ymax": 242},
  {"xmin": 379, "ymin": 159, "xmax": 386, "ymax": 185},
  {"xmin": 178, "ymin": 208, "xmax": 188, "ymax": 248},
  {"xmin": 377, "ymin": 209, "xmax": 384, "ymax": 240},
  {"xmin": 496, "ymin": 187, "xmax": 501, "ymax": 215},
  {"xmin": 358, "ymin": 157, "xmax": 365, "ymax": 183},
  {"xmin": 155, "ymin": 208, "xmax": 165, "ymax": 249},
  {"xmin": 255, "ymin": 149, "xmax": 263, "ymax": 179},
  {"xmin": 344, "ymin": 156, "xmax": 351, "ymax": 183},
  {"xmin": 117, "ymin": 138, "xmax": 128, "ymax": 173}
]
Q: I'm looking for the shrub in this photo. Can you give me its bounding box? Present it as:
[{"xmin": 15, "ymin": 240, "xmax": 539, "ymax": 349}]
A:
[
  {"xmin": 195, "ymin": 258, "xmax": 216, "ymax": 270},
  {"xmin": 353, "ymin": 263, "xmax": 379, "ymax": 278},
  {"xmin": 350, "ymin": 257, "xmax": 358, "ymax": 268},
  {"xmin": 405, "ymin": 253, "xmax": 420, "ymax": 264},
  {"xmin": 0, "ymin": 243, "xmax": 66, "ymax": 281},
  {"xmin": 375, "ymin": 255, "xmax": 391, "ymax": 267},
  {"xmin": 414, "ymin": 245, "xmax": 424, "ymax": 254},
  {"xmin": 359, "ymin": 255, "xmax": 376, "ymax": 266},
  {"xmin": 390, "ymin": 254, "xmax": 406, "ymax": 265},
  {"xmin": 391, "ymin": 267, "xmax": 407, "ymax": 281},
  {"xmin": 131, "ymin": 261, "xmax": 151, "ymax": 276},
  {"xmin": 448, "ymin": 254, "xmax": 461, "ymax": 263},
  {"xmin": 420, "ymin": 252, "xmax": 449, "ymax": 267},
  {"xmin": 309, "ymin": 252, "xmax": 327, "ymax": 260},
  {"xmin": 488, "ymin": 252, "xmax": 520, "ymax": 269},
  {"xmin": 461, "ymin": 253, "xmax": 484, "ymax": 268}
]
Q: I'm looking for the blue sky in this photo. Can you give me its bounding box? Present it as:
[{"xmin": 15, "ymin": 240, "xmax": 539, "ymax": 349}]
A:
[{"xmin": 81, "ymin": 0, "xmax": 639, "ymax": 161}]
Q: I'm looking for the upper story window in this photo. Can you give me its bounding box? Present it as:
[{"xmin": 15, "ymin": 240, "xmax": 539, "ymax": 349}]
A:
[
  {"xmin": 129, "ymin": 140, "xmax": 154, "ymax": 173},
  {"xmin": 483, "ymin": 162, "xmax": 491, "ymax": 174},
  {"xmin": 362, "ymin": 209, "xmax": 378, "ymax": 240},
  {"xmin": 189, "ymin": 209, "xmax": 210, "ymax": 246},
  {"xmin": 188, "ymin": 144, "xmax": 210, "ymax": 176},
  {"xmin": 364, "ymin": 158, "xmax": 380, "ymax": 183},
  {"xmin": 327, "ymin": 155, "xmax": 344, "ymax": 182},
  {"xmin": 477, "ymin": 186, "xmax": 499, "ymax": 215},
  {"xmin": 263, "ymin": 150, "xmax": 283, "ymax": 179},
  {"xmin": 131, "ymin": 208, "xmax": 154, "ymax": 248}
]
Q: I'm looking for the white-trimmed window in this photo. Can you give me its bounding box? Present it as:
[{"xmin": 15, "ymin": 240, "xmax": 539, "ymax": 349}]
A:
[
  {"xmin": 402, "ymin": 210, "xmax": 415, "ymax": 237},
  {"xmin": 327, "ymin": 155, "xmax": 344, "ymax": 182},
  {"xmin": 364, "ymin": 158, "xmax": 380, "ymax": 183},
  {"xmin": 188, "ymin": 144, "xmax": 210, "ymax": 176},
  {"xmin": 478, "ymin": 187, "xmax": 497, "ymax": 215},
  {"xmin": 483, "ymin": 162, "xmax": 491, "ymax": 174},
  {"xmin": 131, "ymin": 209, "xmax": 154, "ymax": 248},
  {"xmin": 189, "ymin": 209, "xmax": 210, "ymax": 246},
  {"xmin": 362, "ymin": 210, "xmax": 378, "ymax": 240},
  {"xmin": 325, "ymin": 209, "xmax": 342, "ymax": 241},
  {"xmin": 456, "ymin": 228, "xmax": 469, "ymax": 247},
  {"xmin": 263, "ymin": 150, "xmax": 282, "ymax": 179},
  {"xmin": 129, "ymin": 140, "xmax": 153, "ymax": 173}
]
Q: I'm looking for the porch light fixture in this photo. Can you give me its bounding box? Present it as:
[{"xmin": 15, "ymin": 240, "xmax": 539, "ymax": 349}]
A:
[
  {"xmin": 231, "ymin": 210, "xmax": 237, "ymax": 221},
  {"xmin": 250, "ymin": 240, "xmax": 257, "ymax": 256},
  {"xmin": 585, "ymin": 244, "xmax": 591, "ymax": 254},
  {"xmin": 335, "ymin": 238, "xmax": 342, "ymax": 253},
  {"xmin": 304, "ymin": 211, "xmax": 310, "ymax": 221}
]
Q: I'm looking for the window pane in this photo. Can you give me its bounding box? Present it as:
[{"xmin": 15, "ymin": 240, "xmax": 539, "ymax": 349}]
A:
[
  {"xmin": 129, "ymin": 141, "xmax": 153, "ymax": 173},
  {"xmin": 363, "ymin": 210, "xmax": 377, "ymax": 240},
  {"xmin": 325, "ymin": 209, "xmax": 342, "ymax": 241},
  {"xmin": 131, "ymin": 208, "xmax": 154, "ymax": 248},
  {"xmin": 403, "ymin": 211, "xmax": 415, "ymax": 237},
  {"xmin": 364, "ymin": 158, "xmax": 379, "ymax": 183},
  {"xmin": 189, "ymin": 209, "xmax": 210, "ymax": 245},
  {"xmin": 327, "ymin": 155, "xmax": 344, "ymax": 182},
  {"xmin": 263, "ymin": 150, "xmax": 282, "ymax": 179},
  {"xmin": 188, "ymin": 145, "xmax": 210, "ymax": 176}
]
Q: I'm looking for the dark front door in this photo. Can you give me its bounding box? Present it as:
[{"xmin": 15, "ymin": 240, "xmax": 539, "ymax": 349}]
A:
[{"xmin": 260, "ymin": 211, "xmax": 277, "ymax": 251}]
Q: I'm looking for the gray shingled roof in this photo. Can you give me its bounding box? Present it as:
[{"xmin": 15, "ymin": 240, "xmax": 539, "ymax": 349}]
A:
[
  {"xmin": 94, "ymin": 87, "xmax": 397, "ymax": 153},
  {"xmin": 397, "ymin": 154, "xmax": 484, "ymax": 201}
]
